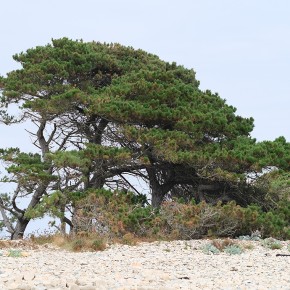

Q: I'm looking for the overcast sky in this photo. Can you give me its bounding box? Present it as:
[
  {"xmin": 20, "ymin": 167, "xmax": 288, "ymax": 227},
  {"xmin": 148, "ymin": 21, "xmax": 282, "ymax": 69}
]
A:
[
  {"xmin": 1, "ymin": 0, "xmax": 289, "ymax": 236},
  {"xmin": 1, "ymin": 0, "xmax": 290, "ymax": 146}
]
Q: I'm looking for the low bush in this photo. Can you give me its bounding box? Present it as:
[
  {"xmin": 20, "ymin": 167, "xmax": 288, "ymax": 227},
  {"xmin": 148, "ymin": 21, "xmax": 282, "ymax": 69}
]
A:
[
  {"xmin": 211, "ymin": 239, "xmax": 237, "ymax": 251},
  {"xmin": 262, "ymin": 237, "xmax": 283, "ymax": 250},
  {"xmin": 202, "ymin": 243, "xmax": 220, "ymax": 255},
  {"xmin": 72, "ymin": 190, "xmax": 290, "ymax": 242},
  {"xmin": 202, "ymin": 239, "xmax": 243, "ymax": 255},
  {"xmin": 224, "ymin": 244, "xmax": 244, "ymax": 255}
]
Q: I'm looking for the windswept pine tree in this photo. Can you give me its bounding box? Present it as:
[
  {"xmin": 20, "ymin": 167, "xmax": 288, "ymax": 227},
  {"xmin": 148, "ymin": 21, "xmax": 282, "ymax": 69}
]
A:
[{"xmin": 0, "ymin": 38, "xmax": 289, "ymax": 239}]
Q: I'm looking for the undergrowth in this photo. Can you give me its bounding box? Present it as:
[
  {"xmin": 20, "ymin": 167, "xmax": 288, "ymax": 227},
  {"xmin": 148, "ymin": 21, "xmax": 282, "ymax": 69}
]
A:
[
  {"xmin": 72, "ymin": 191, "xmax": 290, "ymax": 241},
  {"xmin": 26, "ymin": 189, "xmax": 290, "ymax": 251}
]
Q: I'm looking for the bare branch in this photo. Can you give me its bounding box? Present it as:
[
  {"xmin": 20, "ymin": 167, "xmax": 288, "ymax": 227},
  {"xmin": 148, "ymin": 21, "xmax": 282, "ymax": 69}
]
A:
[
  {"xmin": 0, "ymin": 205, "xmax": 15, "ymax": 233},
  {"xmin": 47, "ymin": 123, "xmax": 57, "ymax": 145},
  {"xmin": 0, "ymin": 196, "xmax": 20, "ymax": 218}
]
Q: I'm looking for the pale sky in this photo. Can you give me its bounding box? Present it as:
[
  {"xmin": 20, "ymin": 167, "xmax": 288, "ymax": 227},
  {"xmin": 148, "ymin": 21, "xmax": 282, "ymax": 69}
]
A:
[
  {"xmin": 1, "ymin": 0, "xmax": 290, "ymax": 236},
  {"xmin": 1, "ymin": 0, "xmax": 290, "ymax": 145}
]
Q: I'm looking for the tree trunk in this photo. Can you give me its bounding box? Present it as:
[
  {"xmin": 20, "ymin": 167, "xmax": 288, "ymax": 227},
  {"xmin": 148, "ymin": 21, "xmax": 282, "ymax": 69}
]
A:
[
  {"xmin": 10, "ymin": 218, "xmax": 30, "ymax": 240},
  {"xmin": 147, "ymin": 167, "xmax": 174, "ymax": 208},
  {"xmin": 151, "ymin": 190, "xmax": 165, "ymax": 208}
]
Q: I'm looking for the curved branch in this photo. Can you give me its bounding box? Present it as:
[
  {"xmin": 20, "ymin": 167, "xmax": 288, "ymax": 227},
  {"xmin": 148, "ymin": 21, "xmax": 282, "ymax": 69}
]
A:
[{"xmin": 11, "ymin": 186, "xmax": 25, "ymax": 215}]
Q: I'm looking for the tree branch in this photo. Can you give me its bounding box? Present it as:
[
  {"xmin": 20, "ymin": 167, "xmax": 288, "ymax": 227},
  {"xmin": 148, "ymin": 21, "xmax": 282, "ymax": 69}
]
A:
[{"xmin": 0, "ymin": 205, "xmax": 15, "ymax": 234}]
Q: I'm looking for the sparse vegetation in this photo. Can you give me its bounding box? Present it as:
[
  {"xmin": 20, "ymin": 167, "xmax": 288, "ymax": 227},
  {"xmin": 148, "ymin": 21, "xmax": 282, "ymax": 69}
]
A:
[
  {"xmin": 242, "ymin": 243, "xmax": 255, "ymax": 250},
  {"xmin": 7, "ymin": 249, "xmax": 22, "ymax": 257},
  {"xmin": 210, "ymin": 239, "xmax": 237, "ymax": 251},
  {"xmin": 202, "ymin": 239, "xmax": 244, "ymax": 255},
  {"xmin": 202, "ymin": 243, "xmax": 220, "ymax": 255},
  {"xmin": 224, "ymin": 244, "xmax": 244, "ymax": 255},
  {"xmin": 262, "ymin": 238, "xmax": 283, "ymax": 250}
]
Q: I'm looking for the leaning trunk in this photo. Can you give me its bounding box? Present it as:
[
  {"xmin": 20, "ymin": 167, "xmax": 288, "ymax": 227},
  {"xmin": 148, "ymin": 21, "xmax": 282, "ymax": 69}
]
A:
[{"xmin": 10, "ymin": 217, "xmax": 30, "ymax": 240}]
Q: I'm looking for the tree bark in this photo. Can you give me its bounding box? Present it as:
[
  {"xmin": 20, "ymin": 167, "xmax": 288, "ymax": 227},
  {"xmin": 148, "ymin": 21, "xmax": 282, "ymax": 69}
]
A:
[
  {"xmin": 151, "ymin": 190, "xmax": 165, "ymax": 208},
  {"xmin": 147, "ymin": 167, "xmax": 175, "ymax": 208},
  {"xmin": 10, "ymin": 217, "xmax": 29, "ymax": 240}
]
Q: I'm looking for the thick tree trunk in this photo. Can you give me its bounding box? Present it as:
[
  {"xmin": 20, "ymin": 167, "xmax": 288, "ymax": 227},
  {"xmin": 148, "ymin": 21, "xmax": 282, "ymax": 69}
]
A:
[
  {"xmin": 151, "ymin": 190, "xmax": 165, "ymax": 208},
  {"xmin": 10, "ymin": 218, "xmax": 30, "ymax": 240},
  {"xmin": 147, "ymin": 167, "xmax": 174, "ymax": 208}
]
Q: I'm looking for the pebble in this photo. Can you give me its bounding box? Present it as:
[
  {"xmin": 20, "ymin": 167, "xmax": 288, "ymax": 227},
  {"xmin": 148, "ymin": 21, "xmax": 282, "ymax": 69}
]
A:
[{"xmin": 0, "ymin": 239, "xmax": 289, "ymax": 289}]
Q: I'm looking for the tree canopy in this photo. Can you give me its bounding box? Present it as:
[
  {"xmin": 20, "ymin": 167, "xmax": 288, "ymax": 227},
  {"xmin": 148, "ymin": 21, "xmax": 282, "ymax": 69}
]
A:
[{"xmin": 0, "ymin": 38, "xmax": 289, "ymax": 239}]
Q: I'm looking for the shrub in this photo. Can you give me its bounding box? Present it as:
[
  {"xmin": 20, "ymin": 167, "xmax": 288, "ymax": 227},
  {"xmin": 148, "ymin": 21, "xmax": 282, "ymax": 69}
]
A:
[
  {"xmin": 121, "ymin": 233, "xmax": 137, "ymax": 245},
  {"xmin": 160, "ymin": 201, "xmax": 245, "ymax": 239},
  {"xmin": 7, "ymin": 249, "xmax": 22, "ymax": 257},
  {"xmin": 242, "ymin": 243, "xmax": 255, "ymax": 250},
  {"xmin": 262, "ymin": 238, "xmax": 283, "ymax": 250},
  {"xmin": 224, "ymin": 244, "xmax": 244, "ymax": 255},
  {"xmin": 72, "ymin": 239, "xmax": 85, "ymax": 251},
  {"xmin": 211, "ymin": 239, "xmax": 237, "ymax": 251},
  {"xmin": 91, "ymin": 239, "xmax": 107, "ymax": 251},
  {"xmin": 202, "ymin": 243, "xmax": 220, "ymax": 255},
  {"xmin": 72, "ymin": 189, "xmax": 290, "ymax": 243}
]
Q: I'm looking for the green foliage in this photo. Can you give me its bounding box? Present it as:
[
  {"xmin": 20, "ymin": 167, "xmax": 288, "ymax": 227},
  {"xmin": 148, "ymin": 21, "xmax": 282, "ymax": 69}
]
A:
[
  {"xmin": 7, "ymin": 249, "xmax": 22, "ymax": 257},
  {"xmin": 262, "ymin": 238, "xmax": 283, "ymax": 250},
  {"xmin": 91, "ymin": 238, "xmax": 107, "ymax": 251},
  {"xmin": 72, "ymin": 239, "xmax": 85, "ymax": 251},
  {"xmin": 24, "ymin": 191, "xmax": 66, "ymax": 219},
  {"xmin": 202, "ymin": 239, "xmax": 243, "ymax": 255},
  {"xmin": 74, "ymin": 190, "xmax": 290, "ymax": 241},
  {"xmin": 254, "ymin": 170, "xmax": 290, "ymax": 208},
  {"xmin": 1, "ymin": 37, "xmax": 290, "ymax": 240},
  {"xmin": 202, "ymin": 243, "xmax": 220, "ymax": 255},
  {"xmin": 0, "ymin": 148, "xmax": 54, "ymax": 183},
  {"xmin": 224, "ymin": 244, "xmax": 244, "ymax": 255},
  {"xmin": 74, "ymin": 189, "xmax": 157, "ymax": 238}
]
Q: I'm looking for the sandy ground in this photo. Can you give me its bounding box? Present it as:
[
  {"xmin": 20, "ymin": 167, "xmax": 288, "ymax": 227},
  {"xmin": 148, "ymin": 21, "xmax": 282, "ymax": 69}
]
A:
[{"xmin": 0, "ymin": 239, "xmax": 290, "ymax": 290}]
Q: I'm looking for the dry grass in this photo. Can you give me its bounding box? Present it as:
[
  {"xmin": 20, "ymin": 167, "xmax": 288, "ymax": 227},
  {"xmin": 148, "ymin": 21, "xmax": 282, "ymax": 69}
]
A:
[
  {"xmin": 28, "ymin": 231, "xmax": 170, "ymax": 252},
  {"xmin": 0, "ymin": 239, "xmax": 39, "ymax": 250},
  {"xmin": 242, "ymin": 242, "xmax": 255, "ymax": 250},
  {"xmin": 211, "ymin": 238, "xmax": 237, "ymax": 251},
  {"xmin": 30, "ymin": 232, "xmax": 108, "ymax": 252}
]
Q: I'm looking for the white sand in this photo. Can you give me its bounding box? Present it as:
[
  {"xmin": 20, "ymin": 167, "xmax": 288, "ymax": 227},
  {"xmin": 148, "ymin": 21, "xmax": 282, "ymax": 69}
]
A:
[{"xmin": 0, "ymin": 239, "xmax": 290, "ymax": 290}]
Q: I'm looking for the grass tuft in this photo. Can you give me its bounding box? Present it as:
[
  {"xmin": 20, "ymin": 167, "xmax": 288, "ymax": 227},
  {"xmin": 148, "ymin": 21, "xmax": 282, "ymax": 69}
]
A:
[{"xmin": 262, "ymin": 238, "xmax": 283, "ymax": 250}]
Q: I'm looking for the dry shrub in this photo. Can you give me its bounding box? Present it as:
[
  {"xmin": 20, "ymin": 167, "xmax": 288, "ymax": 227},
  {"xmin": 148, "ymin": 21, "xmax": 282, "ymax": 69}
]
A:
[
  {"xmin": 51, "ymin": 234, "xmax": 67, "ymax": 247},
  {"xmin": 121, "ymin": 233, "xmax": 138, "ymax": 246},
  {"xmin": 67, "ymin": 232, "xmax": 108, "ymax": 252},
  {"xmin": 160, "ymin": 201, "xmax": 244, "ymax": 239},
  {"xmin": 73, "ymin": 190, "xmax": 159, "ymax": 239},
  {"xmin": 91, "ymin": 238, "xmax": 107, "ymax": 251},
  {"xmin": 0, "ymin": 240, "xmax": 9, "ymax": 249},
  {"xmin": 30, "ymin": 232, "xmax": 108, "ymax": 252},
  {"xmin": 70, "ymin": 189, "xmax": 290, "ymax": 243},
  {"xmin": 242, "ymin": 242, "xmax": 255, "ymax": 250},
  {"xmin": 211, "ymin": 238, "xmax": 237, "ymax": 251}
]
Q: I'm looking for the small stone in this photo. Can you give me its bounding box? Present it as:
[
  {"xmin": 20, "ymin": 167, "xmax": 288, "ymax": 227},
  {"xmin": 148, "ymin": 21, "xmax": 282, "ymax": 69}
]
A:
[
  {"xmin": 21, "ymin": 251, "xmax": 30, "ymax": 257},
  {"xmin": 23, "ymin": 272, "xmax": 36, "ymax": 281},
  {"xmin": 31, "ymin": 286, "xmax": 48, "ymax": 290},
  {"xmin": 70, "ymin": 284, "xmax": 80, "ymax": 290},
  {"xmin": 80, "ymin": 286, "xmax": 96, "ymax": 290},
  {"xmin": 17, "ymin": 284, "xmax": 31, "ymax": 290},
  {"xmin": 6, "ymin": 282, "xmax": 22, "ymax": 290}
]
